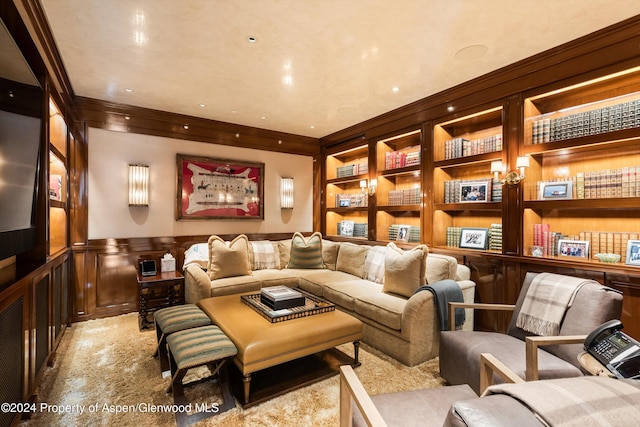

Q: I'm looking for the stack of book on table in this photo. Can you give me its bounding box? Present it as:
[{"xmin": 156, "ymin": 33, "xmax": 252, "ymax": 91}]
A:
[{"xmin": 260, "ymin": 286, "xmax": 305, "ymax": 310}]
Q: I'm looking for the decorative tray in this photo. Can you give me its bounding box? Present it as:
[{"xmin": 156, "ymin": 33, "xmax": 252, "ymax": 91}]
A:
[{"xmin": 241, "ymin": 289, "xmax": 335, "ymax": 323}]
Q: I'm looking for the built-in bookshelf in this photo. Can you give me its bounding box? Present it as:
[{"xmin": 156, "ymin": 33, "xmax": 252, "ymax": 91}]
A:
[{"xmin": 49, "ymin": 98, "xmax": 68, "ymax": 255}]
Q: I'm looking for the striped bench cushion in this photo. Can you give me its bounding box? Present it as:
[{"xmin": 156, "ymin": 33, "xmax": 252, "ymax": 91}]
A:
[
  {"xmin": 154, "ymin": 304, "xmax": 212, "ymax": 334},
  {"xmin": 167, "ymin": 325, "xmax": 237, "ymax": 370}
]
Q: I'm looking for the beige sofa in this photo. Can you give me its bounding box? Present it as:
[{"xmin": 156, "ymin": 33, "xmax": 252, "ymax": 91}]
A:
[{"xmin": 182, "ymin": 233, "xmax": 475, "ymax": 366}]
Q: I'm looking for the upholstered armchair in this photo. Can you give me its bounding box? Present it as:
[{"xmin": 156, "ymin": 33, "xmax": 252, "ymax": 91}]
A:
[{"xmin": 439, "ymin": 271, "xmax": 623, "ymax": 394}]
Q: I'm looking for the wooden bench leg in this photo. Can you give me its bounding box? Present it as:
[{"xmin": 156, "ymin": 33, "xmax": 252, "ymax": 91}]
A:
[
  {"xmin": 353, "ymin": 340, "xmax": 361, "ymax": 367},
  {"xmin": 243, "ymin": 373, "xmax": 252, "ymax": 404}
]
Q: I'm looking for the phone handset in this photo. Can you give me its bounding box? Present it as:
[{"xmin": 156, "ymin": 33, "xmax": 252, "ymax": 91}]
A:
[{"xmin": 584, "ymin": 319, "xmax": 623, "ymax": 350}]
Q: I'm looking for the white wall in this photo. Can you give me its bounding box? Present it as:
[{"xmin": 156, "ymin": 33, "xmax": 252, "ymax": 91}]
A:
[{"xmin": 88, "ymin": 128, "xmax": 313, "ymax": 239}]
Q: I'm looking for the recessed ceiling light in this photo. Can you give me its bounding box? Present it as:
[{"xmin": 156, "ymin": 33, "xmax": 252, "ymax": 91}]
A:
[
  {"xmin": 125, "ymin": 116, "xmax": 130, "ymax": 120},
  {"xmin": 310, "ymin": 125, "xmax": 315, "ymax": 129},
  {"xmin": 447, "ymin": 106, "xmax": 455, "ymax": 112},
  {"xmin": 183, "ymin": 124, "xmax": 189, "ymax": 129},
  {"xmin": 392, "ymin": 86, "xmax": 399, "ymax": 93},
  {"xmin": 247, "ymin": 36, "xmax": 258, "ymax": 43},
  {"xmin": 199, "ymin": 103, "xmax": 206, "ymax": 107},
  {"xmin": 125, "ymin": 88, "xmax": 133, "ymax": 92},
  {"xmin": 261, "ymin": 115, "xmax": 267, "ymax": 120}
]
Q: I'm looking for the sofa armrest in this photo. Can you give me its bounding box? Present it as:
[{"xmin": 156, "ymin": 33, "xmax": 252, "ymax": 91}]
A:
[
  {"xmin": 525, "ymin": 335, "xmax": 587, "ymax": 381},
  {"xmin": 184, "ymin": 264, "xmax": 211, "ymax": 303},
  {"xmin": 455, "ymin": 264, "xmax": 471, "ymax": 281},
  {"xmin": 448, "ymin": 303, "xmax": 515, "ymax": 331},
  {"xmin": 340, "ymin": 365, "xmax": 387, "ymax": 427},
  {"xmin": 479, "ymin": 353, "xmax": 524, "ymax": 395}
]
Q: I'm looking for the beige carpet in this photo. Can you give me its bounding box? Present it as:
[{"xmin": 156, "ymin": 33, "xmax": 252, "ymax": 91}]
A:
[{"xmin": 22, "ymin": 313, "xmax": 445, "ymax": 426}]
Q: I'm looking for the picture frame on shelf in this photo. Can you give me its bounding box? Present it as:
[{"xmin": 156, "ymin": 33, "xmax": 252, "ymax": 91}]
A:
[
  {"xmin": 459, "ymin": 228, "xmax": 489, "ymax": 250},
  {"xmin": 557, "ymin": 239, "xmax": 589, "ymax": 258},
  {"xmin": 339, "ymin": 220, "xmax": 355, "ymax": 237},
  {"xmin": 396, "ymin": 224, "xmax": 411, "ymax": 243},
  {"xmin": 176, "ymin": 154, "xmax": 264, "ymax": 220},
  {"xmin": 625, "ymin": 240, "xmax": 640, "ymax": 266},
  {"xmin": 339, "ymin": 198, "xmax": 351, "ymax": 208},
  {"xmin": 459, "ymin": 179, "xmax": 491, "ymax": 203},
  {"xmin": 539, "ymin": 180, "xmax": 573, "ymax": 200}
]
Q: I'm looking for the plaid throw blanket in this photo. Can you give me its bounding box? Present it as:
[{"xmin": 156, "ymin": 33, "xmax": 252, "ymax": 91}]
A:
[
  {"xmin": 515, "ymin": 273, "xmax": 589, "ymax": 336},
  {"xmin": 483, "ymin": 376, "xmax": 640, "ymax": 426}
]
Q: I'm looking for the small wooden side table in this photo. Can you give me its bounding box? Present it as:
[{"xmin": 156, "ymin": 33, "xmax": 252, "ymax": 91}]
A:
[{"xmin": 137, "ymin": 271, "xmax": 185, "ymax": 330}]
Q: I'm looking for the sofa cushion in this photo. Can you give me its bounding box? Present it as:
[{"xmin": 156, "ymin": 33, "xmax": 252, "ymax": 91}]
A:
[
  {"xmin": 207, "ymin": 234, "xmax": 252, "ymax": 280},
  {"xmin": 383, "ymin": 243, "xmax": 428, "ymax": 298},
  {"xmin": 249, "ymin": 240, "xmax": 281, "ymax": 270},
  {"xmin": 208, "ymin": 275, "xmax": 261, "ymax": 297},
  {"xmin": 322, "ymin": 240, "xmax": 339, "ymax": 271},
  {"xmin": 250, "ymin": 269, "xmax": 299, "ymax": 288},
  {"xmin": 287, "ymin": 232, "xmax": 324, "ymax": 269},
  {"xmin": 425, "ymin": 253, "xmax": 457, "ymax": 284},
  {"xmin": 278, "ymin": 239, "xmax": 292, "ymax": 267},
  {"xmin": 183, "ymin": 242, "xmax": 209, "ymax": 269},
  {"xmin": 336, "ymin": 242, "xmax": 369, "ymax": 277},
  {"xmin": 323, "ymin": 279, "xmax": 379, "ymax": 311},
  {"xmin": 354, "ymin": 290, "xmax": 405, "ymax": 331},
  {"xmin": 363, "ymin": 246, "xmax": 386, "ymax": 283}
]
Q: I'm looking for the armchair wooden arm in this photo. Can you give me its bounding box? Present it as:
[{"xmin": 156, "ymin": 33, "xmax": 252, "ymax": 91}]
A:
[
  {"xmin": 340, "ymin": 365, "xmax": 387, "ymax": 427},
  {"xmin": 524, "ymin": 335, "xmax": 587, "ymax": 381},
  {"xmin": 448, "ymin": 302, "xmax": 516, "ymax": 331},
  {"xmin": 479, "ymin": 352, "xmax": 524, "ymax": 395}
]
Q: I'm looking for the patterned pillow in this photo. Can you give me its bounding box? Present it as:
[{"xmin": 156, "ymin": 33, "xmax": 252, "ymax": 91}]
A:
[
  {"xmin": 207, "ymin": 234, "xmax": 252, "ymax": 280},
  {"xmin": 363, "ymin": 246, "xmax": 386, "ymax": 283},
  {"xmin": 287, "ymin": 232, "xmax": 324, "ymax": 269},
  {"xmin": 383, "ymin": 243, "xmax": 429, "ymax": 298},
  {"xmin": 183, "ymin": 243, "xmax": 209, "ymax": 270},
  {"xmin": 250, "ymin": 241, "xmax": 281, "ymax": 270}
]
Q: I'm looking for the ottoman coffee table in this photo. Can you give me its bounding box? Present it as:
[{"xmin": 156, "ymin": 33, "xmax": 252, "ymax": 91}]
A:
[{"xmin": 197, "ymin": 290, "xmax": 363, "ymax": 407}]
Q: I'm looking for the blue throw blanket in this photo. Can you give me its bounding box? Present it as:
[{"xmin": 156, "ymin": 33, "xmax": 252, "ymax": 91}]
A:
[{"xmin": 415, "ymin": 279, "xmax": 465, "ymax": 331}]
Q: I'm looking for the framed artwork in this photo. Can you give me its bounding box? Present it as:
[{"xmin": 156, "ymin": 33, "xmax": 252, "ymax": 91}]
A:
[
  {"xmin": 176, "ymin": 154, "xmax": 264, "ymax": 220},
  {"xmin": 396, "ymin": 225, "xmax": 411, "ymax": 243},
  {"xmin": 539, "ymin": 181, "xmax": 573, "ymax": 200},
  {"xmin": 459, "ymin": 228, "xmax": 489, "ymax": 250},
  {"xmin": 459, "ymin": 179, "xmax": 491, "ymax": 203},
  {"xmin": 557, "ymin": 239, "xmax": 589, "ymax": 258},
  {"xmin": 626, "ymin": 240, "xmax": 640, "ymax": 266},
  {"xmin": 339, "ymin": 220, "xmax": 354, "ymax": 237}
]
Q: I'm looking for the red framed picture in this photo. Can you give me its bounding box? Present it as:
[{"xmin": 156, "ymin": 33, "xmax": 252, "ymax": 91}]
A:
[{"xmin": 176, "ymin": 154, "xmax": 264, "ymax": 220}]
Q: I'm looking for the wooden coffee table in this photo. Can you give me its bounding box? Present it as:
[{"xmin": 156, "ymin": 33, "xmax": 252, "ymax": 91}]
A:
[{"xmin": 197, "ymin": 291, "xmax": 363, "ymax": 407}]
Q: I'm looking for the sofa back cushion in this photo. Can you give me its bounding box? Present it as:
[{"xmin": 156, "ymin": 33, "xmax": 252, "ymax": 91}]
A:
[
  {"xmin": 287, "ymin": 232, "xmax": 324, "ymax": 269},
  {"xmin": 336, "ymin": 242, "xmax": 369, "ymax": 277},
  {"xmin": 207, "ymin": 234, "xmax": 252, "ymax": 280},
  {"xmin": 383, "ymin": 243, "xmax": 428, "ymax": 298},
  {"xmin": 425, "ymin": 253, "xmax": 457, "ymax": 284},
  {"xmin": 249, "ymin": 241, "xmax": 281, "ymax": 270},
  {"xmin": 322, "ymin": 240, "xmax": 339, "ymax": 271},
  {"xmin": 363, "ymin": 245, "xmax": 386, "ymax": 283}
]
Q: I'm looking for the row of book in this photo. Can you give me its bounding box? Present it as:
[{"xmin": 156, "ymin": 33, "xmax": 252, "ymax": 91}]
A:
[
  {"xmin": 337, "ymin": 221, "xmax": 367, "ymax": 238},
  {"xmin": 337, "ymin": 162, "xmax": 368, "ymax": 178},
  {"xmin": 531, "ymin": 98, "xmax": 640, "ymax": 144},
  {"xmin": 444, "ymin": 134, "xmax": 502, "ymax": 160},
  {"xmin": 535, "ymin": 166, "xmax": 640, "ymax": 200},
  {"xmin": 388, "ymin": 188, "xmax": 420, "ymax": 206},
  {"xmin": 445, "ymin": 226, "xmax": 501, "ymax": 250},
  {"xmin": 388, "ymin": 224, "xmax": 420, "ymax": 243},
  {"xmin": 335, "ymin": 193, "xmax": 368, "ymax": 208},
  {"xmin": 384, "ymin": 148, "xmax": 420, "ymax": 170},
  {"xmin": 488, "ymin": 224, "xmax": 502, "ymax": 251},
  {"xmin": 443, "ymin": 178, "xmax": 499, "ymax": 203}
]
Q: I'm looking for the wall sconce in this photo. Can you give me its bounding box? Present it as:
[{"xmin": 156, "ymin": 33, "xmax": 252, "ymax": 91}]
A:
[
  {"xmin": 492, "ymin": 156, "xmax": 529, "ymax": 185},
  {"xmin": 360, "ymin": 179, "xmax": 377, "ymax": 195},
  {"xmin": 280, "ymin": 177, "xmax": 294, "ymax": 209},
  {"xmin": 128, "ymin": 164, "xmax": 149, "ymax": 206}
]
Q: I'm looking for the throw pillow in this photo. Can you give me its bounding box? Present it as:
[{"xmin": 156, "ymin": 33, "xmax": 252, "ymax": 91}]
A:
[
  {"xmin": 363, "ymin": 245, "xmax": 386, "ymax": 283},
  {"xmin": 322, "ymin": 240, "xmax": 339, "ymax": 271},
  {"xmin": 425, "ymin": 253, "xmax": 457, "ymax": 284},
  {"xmin": 336, "ymin": 242, "xmax": 369, "ymax": 277},
  {"xmin": 250, "ymin": 241, "xmax": 281, "ymax": 270},
  {"xmin": 383, "ymin": 243, "xmax": 429, "ymax": 298},
  {"xmin": 287, "ymin": 232, "xmax": 324, "ymax": 269},
  {"xmin": 207, "ymin": 234, "xmax": 252, "ymax": 280},
  {"xmin": 182, "ymin": 242, "xmax": 209, "ymax": 269}
]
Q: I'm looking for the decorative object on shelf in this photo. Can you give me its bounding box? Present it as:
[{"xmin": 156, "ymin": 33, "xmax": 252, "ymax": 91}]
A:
[
  {"xmin": 625, "ymin": 240, "xmax": 640, "ymax": 266},
  {"xmin": 128, "ymin": 164, "xmax": 149, "ymax": 206},
  {"xmin": 530, "ymin": 246, "xmax": 544, "ymax": 257},
  {"xmin": 459, "ymin": 179, "xmax": 491, "ymax": 202},
  {"xmin": 459, "ymin": 228, "xmax": 489, "ymax": 250},
  {"xmin": 539, "ymin": 180, "xmax": 573, "ymax": 200},
  {"xmin": 558, "ymin": 239, "xmax": 590, "ymax": 258},
  {"xmin": 491, "ymin": 156, "xmax": 529, "ymax": 185},
  {"xmin": 594, "ymin": 253, "xmax": 621, "ymax": 263},
  {"xmin": 161, "ymin": 252, "xmax": 176, "ymax": 272},
  {"xmin": 280, "ymin": 177, "xmax": 294, "ymax": 209},
  {"xmin": 176, "ymin": 154, "xmax": 264, "ymax": 220},
  {"xmin": 339, "ymin": 220, "xmax": 354, "ymax": 237},
  {"xmin": 396, "ymin": 224, "xmax": 411, "ymax": 243},
  {"xmin": 360, "ymin": 178, "xmax": 377, "ymax": 195}
]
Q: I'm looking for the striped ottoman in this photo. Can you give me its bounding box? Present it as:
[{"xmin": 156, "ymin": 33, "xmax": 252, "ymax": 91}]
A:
[
  {"xmin": 153, "ymin": 304, "xmax": 212, "ymax": 373},
  {"xmin": 167, "ymin": 325, "xmax": 238, "ymax": 426}
]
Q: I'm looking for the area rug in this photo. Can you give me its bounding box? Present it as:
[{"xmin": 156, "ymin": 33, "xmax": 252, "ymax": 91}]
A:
[{"xmin": 22, "ymin": 313, "xmax": 445, "ymax": 426}]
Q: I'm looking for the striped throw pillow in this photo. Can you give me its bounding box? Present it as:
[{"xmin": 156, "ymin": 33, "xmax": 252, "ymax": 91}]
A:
[{"xmin": 287, "ymin": 232, "xmax": 324, "ymax": 269}]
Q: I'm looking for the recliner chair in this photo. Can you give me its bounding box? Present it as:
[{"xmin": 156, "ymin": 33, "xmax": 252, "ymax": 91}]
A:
[{"xmin": 439, "ymin": 271, "xmax": 622, "ymax": 394}]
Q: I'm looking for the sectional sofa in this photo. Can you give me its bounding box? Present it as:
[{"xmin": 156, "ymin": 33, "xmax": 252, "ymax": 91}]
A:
[{"xmin": 181, "ymin": 232, "xmax": 475, "ymax": 366}]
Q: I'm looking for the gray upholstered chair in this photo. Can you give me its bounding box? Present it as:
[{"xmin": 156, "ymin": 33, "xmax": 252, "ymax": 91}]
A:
[{"xmin": 439, "ymin": 271, "xmax": 623, "ymax": 395}]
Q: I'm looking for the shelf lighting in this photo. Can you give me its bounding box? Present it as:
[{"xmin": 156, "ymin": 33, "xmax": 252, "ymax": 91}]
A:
[
  {"xmin": 128, "ymin": 164, "xmax": 149, "ymax": 206},
  {"xmin": 360, "ymin": 179, "xmax": 377, "ymax": 195},
  {"xmin": 280, "ymin": 177, "xmax": 294, "ymax": 209},
  {"xmin": 492, "ymin": 156, "xmax": 529, "ymax": 185}
]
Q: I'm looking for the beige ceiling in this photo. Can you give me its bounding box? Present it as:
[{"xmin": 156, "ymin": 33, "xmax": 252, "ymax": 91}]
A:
[{"xmin": 39, "ymin": 0, "xmax": 640, "ymax": 138}]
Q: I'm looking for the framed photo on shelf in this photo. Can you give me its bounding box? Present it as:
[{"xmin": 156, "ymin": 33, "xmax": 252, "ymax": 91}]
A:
[
  {"xmin": 339, "ymin": 197, "xmax": 351, "ymax": 207},
  {"xmin": 176, "ymin": 154, "xmax": 264, "ymax": 220},
  {"xmin": 557, "ymin": 239, "xmax": 589, "ymax": 258},
  {"xmin": 339, "ymin": 220, "xmax": 354, "ymax": 237},
  {"xmin": 396, "ymin": 224, "xmax": 411, "ymax": 243},
  {"xmin": 539, "ymin": 181, "xmax": 573, "ymax": 200},
  {"xmin": 625, "ymin": 240, "xmax": 640, "ymax": 266},
  {"xmin": 459, "ymin": 179, "xmax": 491, "ymax": 203},
  {"xmin": 459, "ymin": 228, "xmax": 489, "ymax": 250}
]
